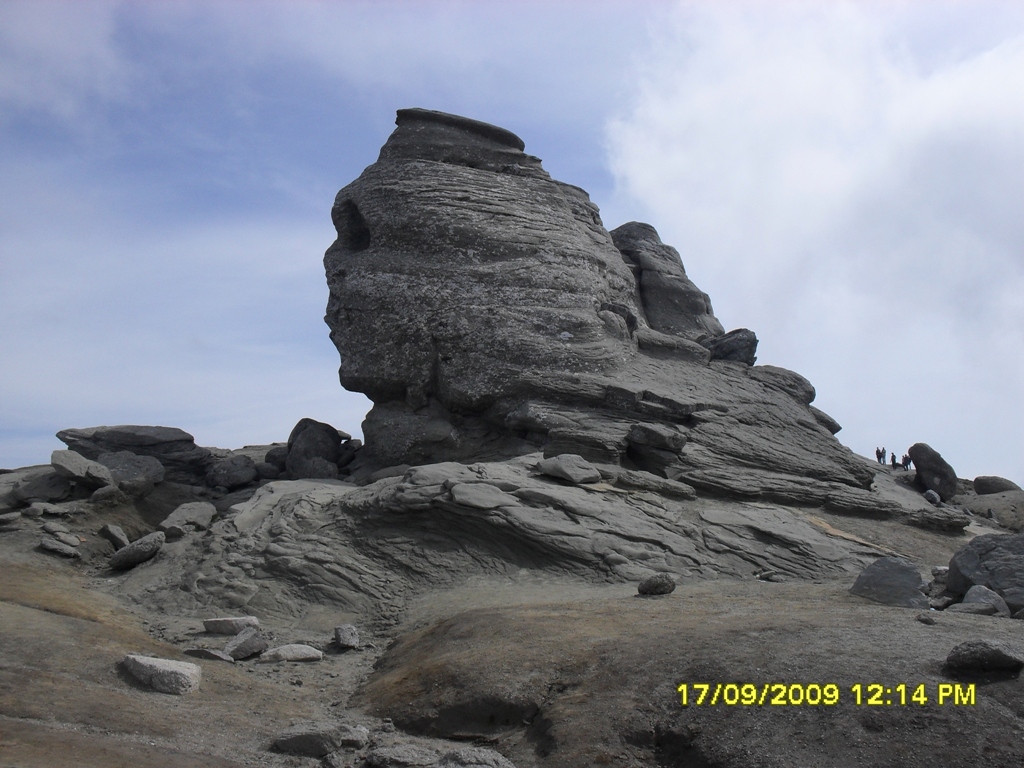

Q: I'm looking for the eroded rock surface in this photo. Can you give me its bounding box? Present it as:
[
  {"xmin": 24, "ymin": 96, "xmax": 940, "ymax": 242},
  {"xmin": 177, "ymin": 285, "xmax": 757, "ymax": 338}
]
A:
[{"xmin": 324, "ymin": 108, "xmax": 870, "ymax": 511}]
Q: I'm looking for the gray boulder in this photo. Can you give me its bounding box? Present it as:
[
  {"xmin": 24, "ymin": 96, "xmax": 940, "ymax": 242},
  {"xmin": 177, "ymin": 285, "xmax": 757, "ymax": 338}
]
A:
[
  {"xmin": 96, "ymin": 451, "xmax": 165, "ymax": 498},
  {"xmin": 285, "ymin": 418, "xmax": 348, "ymax": 480},
  {"xmin": 962, "ymin": 584, "xmax": 1011, "ymax": 617},
  {"xmin": 206, "ymin": 455, "xmax": 258, "ymax": 490},
  {"xmin": 638, "ymin": 573, "xmax": 676, "ymax": 596},
  {"xmin": 56, "ymin": 425, "xmax": 213, "ymax": 484},
  {"xmin": 98, "ymin": 523, "xmax": 130, "ymax": 550},
  {"xmin": 121, "ymin": 654, "xmax": 201, "ymax": 695},
  {"xmin": 947, "ymin": 533, "xmax": 1024, "ymax": 601},
  {"xmin": 109, "ymin": 531, "xmax": 165, "ymax": 571},
  {"xmin": 159, "ymin": 501, "xmax": 217, "ymax": 540},
  {"xmin": 50, "ymin": 449, "xmax": 113, "ymax": 488},
  {"xmin": 334, "ymin": 624, "xmax": 359, "ymax": 650},
  {"xmin": 908, "ymin": 443, "xmax": 958, "ymax": 502},
  {"xmin": 699, "ymin": 328, "xmax": 759, "ymax": 365},
  {"xmin": 944, "ymin": 602, "xmax": 997, "ymax": 615},
  {"xmin": 258, "ymin": 644, "xmax": 323, "ymax": 663},
  {"xmin": 272, "ymin": 721, "xmax": 358, "ymax": 757},
  {"xmin": 224, "ymin": 626, "xmax": 268, "ymax": 660},
  {"xmin": 961, "ymin": 490, "xmax": 1024, "ymax": 531},
  {"xmin": 944, "ymin": 641, "xmax": 1024, "ymax": 673},
  {"xmin": 439, "ymin": 747, "xmax": 517, "ymax": 768},
  {"xmin": 264, "ymin": 445, "xmax": 288, "ymax": 472},
  {"xmin": 13, "ymin": 470, "xmax": 71, "ymax": 504},
  {"xmin": 255, "ymin": 461, "xmax": 280, "ymax": 480},
  {"xmin": 365, "ymin": 743, "xmax": 441, "ymax": 767},
  {"xmin": 849, "ymin": 557, "xmax": 929, "ymax": 609},
  {"xmin": 90, "ymin": 484, "xmax": 131, "ymax": 508},
  {"xmin": 39, "ymin": 537, "xmax": 81, "ymax": 558},
  {"xmin": 974, "ymin": 476, "xmax": 1021, "ymax": 495}
]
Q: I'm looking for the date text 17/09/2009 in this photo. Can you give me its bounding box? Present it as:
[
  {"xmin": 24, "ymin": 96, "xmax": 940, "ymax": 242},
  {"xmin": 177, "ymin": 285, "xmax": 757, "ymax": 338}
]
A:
[{"xmin": 677, "ymin": 683, "xmax": 976, "ymax": 707}]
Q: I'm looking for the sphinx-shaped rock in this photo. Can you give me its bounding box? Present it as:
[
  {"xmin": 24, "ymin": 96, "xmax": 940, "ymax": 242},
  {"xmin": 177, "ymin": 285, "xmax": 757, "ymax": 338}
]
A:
[{"xmin": 324, "ymin": 109, "xmax": 874, "ymax": 497}]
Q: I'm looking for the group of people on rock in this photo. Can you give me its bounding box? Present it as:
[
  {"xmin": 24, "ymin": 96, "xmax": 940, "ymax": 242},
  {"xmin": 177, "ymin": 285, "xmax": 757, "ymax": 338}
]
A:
[{"xmin": 875, "ymin": 446, "xmax": 912, "ymax": 471}]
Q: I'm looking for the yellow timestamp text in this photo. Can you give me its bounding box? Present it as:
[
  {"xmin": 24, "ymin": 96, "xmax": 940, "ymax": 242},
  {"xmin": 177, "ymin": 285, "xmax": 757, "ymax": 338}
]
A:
[{"xmin": 677, "ymin": 682, "xmax": 976, "ymax": 707}]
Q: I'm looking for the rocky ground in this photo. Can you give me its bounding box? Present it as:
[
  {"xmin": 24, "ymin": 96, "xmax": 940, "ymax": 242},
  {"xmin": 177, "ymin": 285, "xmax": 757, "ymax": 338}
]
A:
[{"xmin": 3, "ymin": 444, "xmax": 1024, "ymax": 768}]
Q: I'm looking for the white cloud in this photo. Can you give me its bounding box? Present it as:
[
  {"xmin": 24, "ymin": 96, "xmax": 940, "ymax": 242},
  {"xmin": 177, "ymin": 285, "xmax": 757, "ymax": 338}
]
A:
[
  {"xmin": 608, "ymin": 1, "xmax": 1024, "ymax": 481},
  {"xmin": 0, "ymin": 0, "xmax": 129, "ymax": 118}
]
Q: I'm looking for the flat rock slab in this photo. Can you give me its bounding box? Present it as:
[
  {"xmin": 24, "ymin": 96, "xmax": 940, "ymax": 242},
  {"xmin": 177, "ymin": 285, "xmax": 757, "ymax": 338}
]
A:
[
  {"xmin": 0, "ymin": 511, "xmax": 21, "ymax": 525},
  {"xmin": 258, "ymin": 644, "xmax": 323, "ymax": 663},
  {"xmin": 849, "ymin": 556, "xmax": 929, "ymax": 609},
  {"xmin": 97, "ymin": 451, "xmax": 165, "ymax": 498},
  {"xmin": 365, "ymin": 743, "xmax": 442, "ymax": 767},
  {"xmin": 944, "ymin": 602, "xmax": 998, "ymax": 616},
  {"xmin": 449, "ymin": 482, "xmax": 518, "ymax": 510},
  {"xmin": 98, "ymin": 523, "xmax": 130, "ymax": 550},
  {"xmin": 183, "ymin": 648, "xmax": 235, "ymax": 662},
  {"xmin": 944, "ymin": 641, "xmax": 1024, "ymax": 673},
  {"xmin": 51, "ymin": 531, "xmax": 81, "ymax": 548},
  {"xmin": 224, "ymin": 626, "xmax": 268, "ymax": 660},
  {"xmin": 109, "ymin": 531, "xmax": 165, "ymax": 571},
  {"xmin": 203, "ymin": 616, "xmax": 260, "ymax": 634},
  {"xmin": 122, "ymin": 654, "xmax": 201, "ymax": 694},
  {"xmin": 160, "ymin": 501, "xmax": 217, "ymax": 539},
  {"xmin": 536, "ymin": 454, "xmax": 602, "ymax": 485},
  {"xmin": 439, "ymin": 747, "xmax": 517, "ymax": 768},
  {"xmin": 39, "ymin": 537, "xmax": 81, "ymax": 558}
]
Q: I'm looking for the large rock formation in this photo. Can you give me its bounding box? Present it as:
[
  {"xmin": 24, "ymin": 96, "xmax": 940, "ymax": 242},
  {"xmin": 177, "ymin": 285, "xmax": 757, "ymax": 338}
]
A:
[{"xmin": 324, "ymin": 109, "xmax": 874, "ymax": 504}]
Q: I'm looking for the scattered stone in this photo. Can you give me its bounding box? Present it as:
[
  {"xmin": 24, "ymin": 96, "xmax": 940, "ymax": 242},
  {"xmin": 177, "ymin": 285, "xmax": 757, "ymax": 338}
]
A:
[
  {"xmin": 206, "ymin": 455, "xmax": 259, "ymax": 490},
  {"xmin": 21, "ymin": 502, "xmax": 48, "ymax": 517},
  {"xmin": 930, "ymin": 595, "xmax": 955, "ymax": 610},
  {"xmin": 923, "ymin": 490, "xmax": 942, "ymax": 506},
  {"xmin": 908, "ymin": 443, "xmax": 958, "ymax": 502},
  {"xmin": 974, "ymin": 476, "xmax": 1021, "ymax": 495},
  {"xmin": 849, "ymin": 557, "xmax": 929, "ymax": 609},
  {"xmin": 364, "ymin": 743, "xmax": 441, "ymax": 767},
  {"xmin": 1013, "ymin": 608, "xmax": 1024, "ymax": 620},
  {"xmin": 916, "ymin": 612, "xmax": 936, "ymax": 625},
  {"xmin": 449, "ymin": 482, "xmax": 518, "ymax": 509},
  {"xmin": 39, "ymin": 537, "xmax": 81, "ymax": 558},
  {"xmin": 637, "ymin": 573, "xmax": 676, "ymax": 596},
  {"xmin": 51, "ymin": 531, "xmax": 81, "ymax": 548},
  {"xmin": 42, "ymin": 521, "xmax": 70, "ymax": 534},
  {"xmin": 13, "ymin": 470, "xmax": 71, "ymax": 504},
  {"xmin": 932, "ymin": 566, "xmax": 949, "ymax": 583},
  {"xmin": 258, "ymin": 644, "xmax": 323, "ymax": 663},
  {"xmin": 203, "ymin": 616, "xmax": 260, "ymax": 635},
  {"xmin": 224, "ymin": 626, "xmax": 269, "ymax": 660},
  {"xmin": 439, "ymin": 747, "xmax": 517, "ymax": 768},
  {"xmin": 1000, "ymin": 587, "xmax": 1024, "ymax": 614},
  {"xmin": 272, "ymin": 721, "xmax": 351, "ymax": 757},
  {"xmin": 334, "ymin": 624, "xmax": 360, "ymax": 650},
  {"xmin": 962, "ymin": 584, "xmax": 1011, "ymax": 617},
  {"xmin": 57, "ymin": 425, "xmax": 213, "ymax": 484},
  {"xmin": 108, "ymin": 531, "xmax": 165, "ymax": 571},
  {"xmin": 50, "ymin": 449, "xmax": 114, "ymax": 488},
  {"xmin": 183, "ymin": 648, "xmax": 235, "ymax": 663},
  {"xmin": 699, "ymin": 327, "xmax": 759, "ymax": 364},
  {"xmin": 536, "ymin": 454, "xmax": 602, "ymax": 485},
  {"xmin": 0, "ymin": 510, "xmax": 21, "ymax": 525},
  {"xmin": 121, "ymin": 654, "xmax": 201, "ymax": 695},
  {"xmin": 96, "ymin": 451, "xmax": 165, "ymax": 498},
  {"xmin": 98, "ymin": 523, "xmax": 130, "ymax": 550},
  {"xmin": 159, "ymin": 501, "xmax": 217, "ymax": 540},
  {"xmin": 944, "ymin": 640, "xmax": 1024, "ymax": 674}
]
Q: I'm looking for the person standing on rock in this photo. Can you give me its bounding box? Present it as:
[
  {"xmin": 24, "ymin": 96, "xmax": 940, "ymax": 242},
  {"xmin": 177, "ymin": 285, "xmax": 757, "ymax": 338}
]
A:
[
  {"xmin": 890, "ymin": 452, "xmax": 898, "ymax": 469},
  {"xmin": 881, "ymin": 447, "xmax": 886, "ymax": 465},
  {"xmin": 875, "ymin": 447, "xmax": 882, "ymax": 463},
  {"xmin": 902, "ymin": 454, "xmax": 912, "ymax": 471}
]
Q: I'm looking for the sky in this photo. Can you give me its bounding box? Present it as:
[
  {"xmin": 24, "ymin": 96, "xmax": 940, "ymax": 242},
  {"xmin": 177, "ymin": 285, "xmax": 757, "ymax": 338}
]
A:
[{"xmin": 1, "ymin": 1, "xmax": 1022, "ymax": 485}]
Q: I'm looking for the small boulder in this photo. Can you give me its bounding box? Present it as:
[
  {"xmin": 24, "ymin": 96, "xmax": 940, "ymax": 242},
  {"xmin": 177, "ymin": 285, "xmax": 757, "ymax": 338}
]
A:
[
  {"xmin": 42, "ymin": 521, "xmax": 70, "ymax": 534},
  {"xmin": 97, "ymin": 451, "xmax": 165, "ymax": 498},
  {"xmin": 947, "ymin": 533, "xmax": 1024, "ymax": 598},
  {"xmin": 365, "ymin": 744, "xmax": 441, "ymax": 767},
  {"xmin": 224, "ymin": 626, "xmax": 269, "ymax": 660},
  {"xmin": 334, "ymin": 624, "xmax": 360, "ymax": 650},
  {"xmin": 962, "ymin": 584, "xmax": 1011, "ymax": 617},
  {"xmin": 286, "ymin": 418, "xmax": 348, "ymax": 480},
  {"xmin": 536, "ymin": 454, "xmax": 602, "ymax": 485},
  {"xmin": 908, "ymin": 443, "xmax": 958, "ymax": 502},
  {"xmin": 849, "ymin": 556, "xmax": 929, "ymax": 609},
  {"xmin": 50, "ymin": 449, "xmax": 114, "ymax": 488},
  {"xmin": 98, "ymin": 523, "xmax": 130, "ymax": 550},
  {"xmin": 700, "ymin": 328, "xmax": 758, "ymax": 364},
  {"xmin": 264, "ymin": 445, "xmax": 288, "ymax": 472},
  {"xmin": 944, "ymin": 602, "xmax": 998, "ymax": 616},
  {"xmin": 203, "ymin": 616, "xmax": 260, "ymax": 634},
  {"xmin": 255, "ymin": 461, "xmax": 280, "ymax": 480},
  {"xmin": 439, "ymin": 746, "xmax": 517, "ymax": 768},
  {"xmin": 206, "ymin": 455, "xmax": 259, "ymax": 490},
  {"xmin": 121, "ymin": 654, "xmax": 201, "ymax": 694},
  {"xmin": 944, "ymin": 640, "xmax": 1024, "ymax": 674},
  {"xmin": 0, "ymin": 510, "xmax": 21, "ymax": 526},
  {"xmin": 258, "ymin": 644, "xmax": 323, "ymax": 663},
  {"xmin": 109, "ymin": 531, "xmax": 165, "ymax": 571},
  {"xmin": 272, "ymin": 722, "xmax": 353, "ymax": 757},
  {"xmin": 638, "ymin": 573, "xmax": 676, "ymax": 596},
  {"xmin": 923, "ymin": 489, "xmax": 942, "ymax": 506},
  {"xmin": 51, "ymin": 531, "xmax": 81, "ymax": 548},
  {"xmin": 90, "ymin": 484, "xmax": 131, "ymax": 508},
  {"xmin": 974, "ymin": 476, "xmax": 1021, "ymax": 495}
]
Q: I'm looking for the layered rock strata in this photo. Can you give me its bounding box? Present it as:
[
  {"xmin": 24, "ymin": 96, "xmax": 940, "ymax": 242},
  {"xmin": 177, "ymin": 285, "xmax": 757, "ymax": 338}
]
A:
[{"xmin": 325, "ymin": 108, "xmax": 873, "ymax": 503}]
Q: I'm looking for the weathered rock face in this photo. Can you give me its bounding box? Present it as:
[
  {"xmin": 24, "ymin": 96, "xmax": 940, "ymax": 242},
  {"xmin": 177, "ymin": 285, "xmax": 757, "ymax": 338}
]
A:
[
  {"xmin": 324, "ymin": 108, "xmax": 874, "ymax": 501},
  {"xmin": 57, "ymin": 425, "xmax": 212, "ymax": 484}
]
